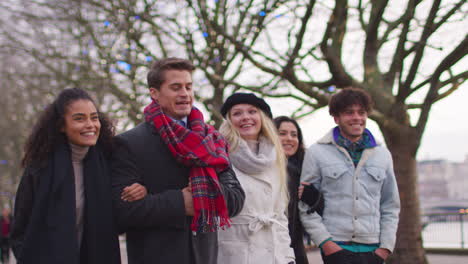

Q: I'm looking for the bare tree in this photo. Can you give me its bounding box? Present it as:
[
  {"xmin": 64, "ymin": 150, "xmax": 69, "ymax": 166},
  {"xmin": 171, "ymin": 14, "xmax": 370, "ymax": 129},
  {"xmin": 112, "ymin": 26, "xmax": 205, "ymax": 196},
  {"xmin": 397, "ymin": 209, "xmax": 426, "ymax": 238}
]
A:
[
  {"xmin": 202, "ymin": 0, "xmax": 467, "ymax": 263},
  {"xmin": 2, "ymin": 0, "xmax": 286, "ymax": 127},
  {"xmin": 2, "ymin": 1, "xmax": 466, "ymax": 262},
  {"xmin": 0, "ymin": 48, "xmax": 63, "ymax": 208}
]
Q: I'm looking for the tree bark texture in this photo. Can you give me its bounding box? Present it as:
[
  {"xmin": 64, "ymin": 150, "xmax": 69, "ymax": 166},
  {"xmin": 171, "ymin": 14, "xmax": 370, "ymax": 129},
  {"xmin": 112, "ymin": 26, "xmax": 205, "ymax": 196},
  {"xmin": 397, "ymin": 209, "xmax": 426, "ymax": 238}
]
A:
[{"xmin": 382, "ymin": 127, "xmax": 428, "ymax": 264}]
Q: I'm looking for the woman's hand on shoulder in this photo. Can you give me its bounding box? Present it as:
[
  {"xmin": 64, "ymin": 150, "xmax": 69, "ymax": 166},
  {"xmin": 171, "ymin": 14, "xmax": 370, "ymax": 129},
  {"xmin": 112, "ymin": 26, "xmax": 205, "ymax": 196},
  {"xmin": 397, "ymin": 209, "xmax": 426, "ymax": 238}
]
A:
[{"xmin": 121, "ymin": 183, "xmax": 147, "ymax": 202}]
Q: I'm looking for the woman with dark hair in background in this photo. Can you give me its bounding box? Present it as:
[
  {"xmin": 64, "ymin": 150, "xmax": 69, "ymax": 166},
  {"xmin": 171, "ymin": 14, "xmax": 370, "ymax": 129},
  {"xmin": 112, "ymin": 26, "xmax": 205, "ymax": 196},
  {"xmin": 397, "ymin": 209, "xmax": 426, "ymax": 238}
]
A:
[
  {"xmin": 274, "ymin": 116, "xmax": 324, "ymax": 264},
  {"xmin": 11, "ymin": 88, "xmax": 146, "ymax": 264}
]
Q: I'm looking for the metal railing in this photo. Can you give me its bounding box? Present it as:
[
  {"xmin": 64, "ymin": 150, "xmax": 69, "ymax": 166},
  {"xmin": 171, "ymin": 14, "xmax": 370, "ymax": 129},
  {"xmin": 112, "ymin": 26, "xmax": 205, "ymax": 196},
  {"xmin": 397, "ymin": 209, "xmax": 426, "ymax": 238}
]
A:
[{"xmin": 422, "ymin": 212, "xmax": 468, "ymax": 249}]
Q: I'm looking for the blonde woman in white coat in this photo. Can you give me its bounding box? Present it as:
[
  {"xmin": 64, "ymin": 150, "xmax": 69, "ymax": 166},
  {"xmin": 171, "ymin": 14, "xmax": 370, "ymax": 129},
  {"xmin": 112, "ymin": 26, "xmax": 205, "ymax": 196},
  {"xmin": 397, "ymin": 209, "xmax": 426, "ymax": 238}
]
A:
[{"xmin": 218, "ymin": 93, "xmax": 295, "ymax": 264}]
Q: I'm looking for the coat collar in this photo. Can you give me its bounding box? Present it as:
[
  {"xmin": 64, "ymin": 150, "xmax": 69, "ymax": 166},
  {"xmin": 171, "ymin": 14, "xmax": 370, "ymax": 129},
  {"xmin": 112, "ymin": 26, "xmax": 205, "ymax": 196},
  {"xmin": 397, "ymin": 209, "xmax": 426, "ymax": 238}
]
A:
[{"xmin": 317, "ymin": 128, "xmax": 382, "ymax": 146}]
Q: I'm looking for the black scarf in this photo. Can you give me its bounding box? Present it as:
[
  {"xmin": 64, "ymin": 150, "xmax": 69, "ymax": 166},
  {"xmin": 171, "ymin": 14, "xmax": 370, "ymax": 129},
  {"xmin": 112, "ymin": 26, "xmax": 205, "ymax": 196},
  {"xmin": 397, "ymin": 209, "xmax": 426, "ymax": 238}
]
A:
[{"xmin": 18, "ymin": 143, "xmax": 120, "ymax": 264}]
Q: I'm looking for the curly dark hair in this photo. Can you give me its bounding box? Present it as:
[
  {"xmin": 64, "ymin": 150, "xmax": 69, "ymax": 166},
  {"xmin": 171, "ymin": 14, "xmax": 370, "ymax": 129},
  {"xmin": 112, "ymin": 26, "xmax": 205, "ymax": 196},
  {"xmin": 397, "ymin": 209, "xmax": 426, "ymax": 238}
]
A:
[
  {"xmin": 328, "ymin": 87, "xmax": 373, "ymax": 117},
  {"xmin": 147, "ymin": 57, "xmax": 195, "ymax": 90},
  {"xmin": 273, "ymin": 116, "xmax": 305, "ymax": 163},
  {"xmin": 22, "ymin": 88, "xmax": 115, "ymax": 167}
]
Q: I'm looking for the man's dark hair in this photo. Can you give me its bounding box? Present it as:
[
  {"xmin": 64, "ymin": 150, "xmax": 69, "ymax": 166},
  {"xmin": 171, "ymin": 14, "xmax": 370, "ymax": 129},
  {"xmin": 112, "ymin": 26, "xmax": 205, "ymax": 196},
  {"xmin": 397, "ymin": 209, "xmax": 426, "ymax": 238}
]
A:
[
  {"xmin": 328, "ymin": 87, "xmax": 373, "ymax": 116},
  {"xmin": 147, "ymin": 58, "xmax": 195, "ymax": 90}
]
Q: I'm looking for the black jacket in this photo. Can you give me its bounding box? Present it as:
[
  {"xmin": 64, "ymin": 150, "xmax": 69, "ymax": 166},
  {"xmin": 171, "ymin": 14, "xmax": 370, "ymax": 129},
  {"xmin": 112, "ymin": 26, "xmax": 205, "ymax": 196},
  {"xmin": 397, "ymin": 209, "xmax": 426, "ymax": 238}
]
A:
[
  {"xmin": 10, "ymin": 144, "xmax": 121, "ymax": 264},
  {"xmin": 111, "ymin": 122, "xmax": 245, "ymax": 264},
  {"xmin": 287, "ymin": 157, "xmax": 324, "ymax": 264}
]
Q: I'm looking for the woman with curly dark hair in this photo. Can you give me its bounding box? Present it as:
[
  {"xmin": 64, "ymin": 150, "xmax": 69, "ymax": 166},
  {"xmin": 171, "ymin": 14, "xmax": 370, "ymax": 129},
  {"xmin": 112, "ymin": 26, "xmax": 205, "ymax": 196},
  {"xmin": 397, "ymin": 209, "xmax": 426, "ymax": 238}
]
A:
[
  {"xmin": 274, "ymin": 116, "xmax": 324, "ymax": 264},
  {"xmin": 10, "ymin": 88, "xmax": 146, "ymax": 264}
]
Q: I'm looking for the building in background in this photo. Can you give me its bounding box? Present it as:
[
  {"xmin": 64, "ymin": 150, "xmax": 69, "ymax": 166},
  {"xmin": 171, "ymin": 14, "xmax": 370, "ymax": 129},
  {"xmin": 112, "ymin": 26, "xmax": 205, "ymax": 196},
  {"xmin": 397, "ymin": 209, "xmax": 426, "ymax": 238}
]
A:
[{"xmin": 418, "ymin": 155, "xmax": 468, "ymax": 212}]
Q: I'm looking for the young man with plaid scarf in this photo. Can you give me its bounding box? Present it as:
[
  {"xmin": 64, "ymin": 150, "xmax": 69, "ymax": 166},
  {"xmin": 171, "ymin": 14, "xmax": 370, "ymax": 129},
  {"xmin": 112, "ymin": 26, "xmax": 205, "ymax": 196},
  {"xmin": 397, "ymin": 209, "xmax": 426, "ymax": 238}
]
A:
[
  {"xmin": 111, "ymin": 58, "xmax": 245, "ymax": 264},
  {"xmin": 299, "ymin": 88, "xmax": 400, "ymax": 264}
]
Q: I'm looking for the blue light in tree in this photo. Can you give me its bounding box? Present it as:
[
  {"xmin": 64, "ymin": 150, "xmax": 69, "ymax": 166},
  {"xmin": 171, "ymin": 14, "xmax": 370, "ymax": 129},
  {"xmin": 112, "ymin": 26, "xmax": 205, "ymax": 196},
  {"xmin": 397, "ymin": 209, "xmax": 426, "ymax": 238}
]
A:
[
  {"xmin": 134, "ymin": 15, "xmax": 141, "ymax": 20},
  {"xmin": 0, "ymin": 160, "xmax": 7, "ymax": 165},
  {"xmin": 202, "ymin": 32, "xmax": 209, "ymax": 37},
  {"xmin": 259, "ymin": 11, "xmax": 266, "ymax": 17},
  {"xmin": 328, "ymin": 86, "xmax": 336, "ymax": 92},
  {"xmin": 146, "ymin": 56, "xmax": 152, "ymax": 62},
  {"xmin": 117, "ymin": 61, "xmax": 132, "ymax": 71},
  {"xmin": 104, "ymin": 20, "xmax": 111, "ymax": 27}
]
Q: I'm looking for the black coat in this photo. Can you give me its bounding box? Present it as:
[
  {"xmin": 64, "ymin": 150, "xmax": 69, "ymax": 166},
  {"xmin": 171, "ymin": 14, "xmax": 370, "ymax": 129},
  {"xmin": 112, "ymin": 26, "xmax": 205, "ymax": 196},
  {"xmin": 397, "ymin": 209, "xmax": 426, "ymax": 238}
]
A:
[
  {"xmin": 287, "ymin": 157, "xmax": 324, "ymax": 264},
  {"xmin": 111, "ymin": 122, "xmax": 245, "ymax": 264},
  {"xmin": 10, "ymin": 144, "xmax": 121, "ymax": 264}
]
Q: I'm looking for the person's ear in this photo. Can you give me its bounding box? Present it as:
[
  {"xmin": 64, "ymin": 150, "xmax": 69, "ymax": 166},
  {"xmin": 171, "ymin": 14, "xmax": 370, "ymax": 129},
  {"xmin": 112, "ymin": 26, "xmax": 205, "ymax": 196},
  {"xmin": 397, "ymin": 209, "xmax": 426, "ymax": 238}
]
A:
[
  {"xmin": 149, "ymin": 87, "xmax": 159, "ymax": 101},
  {"xmin": 333, "ymin": 115, "xmax": 339, "ymax": 124}
]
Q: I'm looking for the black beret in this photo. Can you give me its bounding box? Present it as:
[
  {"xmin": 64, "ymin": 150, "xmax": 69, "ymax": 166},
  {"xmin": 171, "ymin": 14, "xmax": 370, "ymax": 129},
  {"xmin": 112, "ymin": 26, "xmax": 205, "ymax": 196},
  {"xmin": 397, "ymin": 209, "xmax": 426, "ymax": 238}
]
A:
[{"xmin": 220, "ymin": 93, "xmax": 272, "ymax": 119}]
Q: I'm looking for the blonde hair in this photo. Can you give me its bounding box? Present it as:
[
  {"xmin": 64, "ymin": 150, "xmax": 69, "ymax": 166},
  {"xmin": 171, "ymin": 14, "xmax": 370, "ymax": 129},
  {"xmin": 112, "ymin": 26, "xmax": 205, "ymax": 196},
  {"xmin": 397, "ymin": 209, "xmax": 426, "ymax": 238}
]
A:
[{"xmin": 220, "ymin": 108, "xmax": 289, "ymax": 200}]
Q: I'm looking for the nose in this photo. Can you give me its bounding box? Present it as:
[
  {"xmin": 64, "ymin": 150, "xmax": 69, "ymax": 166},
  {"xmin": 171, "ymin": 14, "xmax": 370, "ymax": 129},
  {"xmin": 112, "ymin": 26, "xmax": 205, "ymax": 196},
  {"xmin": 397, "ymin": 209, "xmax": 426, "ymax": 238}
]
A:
[
  {"xmin": 351, "ymin": 111, "xmax": 361, "ymax": 119},
  {"xmin": 84, "ymin": 118, "xmax": 93, "ymax": 128},
  {"xmin": 240, "ymin": 112, "xmax": 250, "ymax": 121},
  {"xmin": 179, "ymin": 87, "xmax": 190, "ymax": 98}
]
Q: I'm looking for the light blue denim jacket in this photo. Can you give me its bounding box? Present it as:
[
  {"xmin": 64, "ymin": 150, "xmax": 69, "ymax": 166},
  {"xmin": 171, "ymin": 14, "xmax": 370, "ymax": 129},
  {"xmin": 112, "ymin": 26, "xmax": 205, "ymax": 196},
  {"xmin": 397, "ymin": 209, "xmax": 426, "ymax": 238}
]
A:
[{"xmin": 299, "ymin": 129, "xmax": 400, "ymax": 251}]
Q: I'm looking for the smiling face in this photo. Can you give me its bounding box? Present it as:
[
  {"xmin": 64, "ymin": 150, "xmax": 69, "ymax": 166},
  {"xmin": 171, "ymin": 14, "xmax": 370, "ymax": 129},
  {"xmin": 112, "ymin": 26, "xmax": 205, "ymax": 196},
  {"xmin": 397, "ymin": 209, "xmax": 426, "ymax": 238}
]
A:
[
  {"xmin": 149, "ymin": 69, "xmax": 194, "ymax": 120},
  {"xmin": 278, "ymin": 121, "xmax": 299, "ymax": 157},
  {"xmin": 229, "ymin": 104, "xmax": 262, "ymax": 141},
  {"xmin": 334, "ymin": 104, "xmax": 368, "ymax": 142},
  {"xmin": 61, "ymin": 99, "xmax": 101, "ymax": 147}
]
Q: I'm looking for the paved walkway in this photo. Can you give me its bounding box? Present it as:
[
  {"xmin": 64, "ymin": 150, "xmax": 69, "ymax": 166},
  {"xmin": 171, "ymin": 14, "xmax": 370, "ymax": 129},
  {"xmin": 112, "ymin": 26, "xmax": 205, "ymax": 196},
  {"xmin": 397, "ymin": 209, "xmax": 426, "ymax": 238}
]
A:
[{"xmin": 4, "ymin": 244, "xmax": 468, "ymax": 263}]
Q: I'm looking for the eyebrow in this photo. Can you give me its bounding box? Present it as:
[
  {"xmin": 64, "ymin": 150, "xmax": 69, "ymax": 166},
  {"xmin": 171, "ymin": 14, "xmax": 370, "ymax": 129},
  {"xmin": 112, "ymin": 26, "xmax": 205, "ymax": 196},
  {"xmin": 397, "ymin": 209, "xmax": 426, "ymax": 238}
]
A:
[
  {"xmin": 279, "ymin": 129, "xmax": 297, "ymax": 133},
  {"xmin": 169, "ymin": 82, "xmax": 192, "ymax": 86},
  {"xmin": 71, "ymin": 112, "xmax": 98, "ymax": 117}
]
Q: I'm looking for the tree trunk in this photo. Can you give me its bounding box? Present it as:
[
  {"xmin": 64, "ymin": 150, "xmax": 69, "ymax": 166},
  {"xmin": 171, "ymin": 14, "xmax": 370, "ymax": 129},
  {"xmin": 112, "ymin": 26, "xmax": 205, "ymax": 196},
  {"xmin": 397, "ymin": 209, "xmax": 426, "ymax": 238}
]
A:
[{"xmin": 382, "ymin": 127, "xmax": 428, "ymax": 264}]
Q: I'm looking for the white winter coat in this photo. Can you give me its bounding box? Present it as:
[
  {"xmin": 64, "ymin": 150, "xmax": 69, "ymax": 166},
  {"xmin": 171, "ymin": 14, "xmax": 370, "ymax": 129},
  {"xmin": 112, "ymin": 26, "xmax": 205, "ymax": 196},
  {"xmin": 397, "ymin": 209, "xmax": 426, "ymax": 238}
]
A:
[{"xmin": 218, "ymin": 137, "xmax": 295, "ymax": 264}]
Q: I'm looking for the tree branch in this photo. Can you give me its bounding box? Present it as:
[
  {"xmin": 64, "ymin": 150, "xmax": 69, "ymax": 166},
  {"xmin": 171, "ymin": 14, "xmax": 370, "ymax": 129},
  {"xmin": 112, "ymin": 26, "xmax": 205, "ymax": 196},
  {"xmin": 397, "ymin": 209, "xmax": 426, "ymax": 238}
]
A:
[
  {"xmin": 415, "ymin": 34, "xmax": 468, "ymax": 137},
  {"xmin": 320, "ymin": 0, "xmax": 356, "ymax": 87}
]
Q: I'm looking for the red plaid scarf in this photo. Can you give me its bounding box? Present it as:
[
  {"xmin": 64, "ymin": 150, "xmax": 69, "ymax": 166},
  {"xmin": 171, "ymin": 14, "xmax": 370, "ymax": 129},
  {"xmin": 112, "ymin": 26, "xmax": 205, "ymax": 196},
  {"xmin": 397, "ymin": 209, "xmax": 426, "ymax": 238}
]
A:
[{"xmin": 144, "ymin": 100, "xmax": 231, "ymax": 232}]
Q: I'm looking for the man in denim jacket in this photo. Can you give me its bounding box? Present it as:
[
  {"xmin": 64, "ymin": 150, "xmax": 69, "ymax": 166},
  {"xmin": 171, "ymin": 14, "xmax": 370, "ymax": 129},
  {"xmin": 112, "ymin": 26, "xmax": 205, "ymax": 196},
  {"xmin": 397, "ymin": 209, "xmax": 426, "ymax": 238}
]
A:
[{"xmin": 299, "ymin": 88, "xmax": 400, "ymax": 264}]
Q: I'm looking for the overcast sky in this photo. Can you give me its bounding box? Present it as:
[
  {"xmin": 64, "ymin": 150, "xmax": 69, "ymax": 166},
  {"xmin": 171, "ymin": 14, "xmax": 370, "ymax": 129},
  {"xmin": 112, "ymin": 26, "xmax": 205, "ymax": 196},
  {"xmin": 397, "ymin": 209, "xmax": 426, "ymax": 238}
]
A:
[{"xmin": 283, "ymin": 85, "xmax": 468, "ymax": 163}]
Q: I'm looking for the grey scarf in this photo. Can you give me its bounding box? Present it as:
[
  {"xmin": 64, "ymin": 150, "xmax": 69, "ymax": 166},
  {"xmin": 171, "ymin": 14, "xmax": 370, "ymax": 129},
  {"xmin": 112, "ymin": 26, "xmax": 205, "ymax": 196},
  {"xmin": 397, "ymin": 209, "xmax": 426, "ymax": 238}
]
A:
[{"xmin": 230, "ymin": 136, "xmax": 276, "ymax": 175}]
